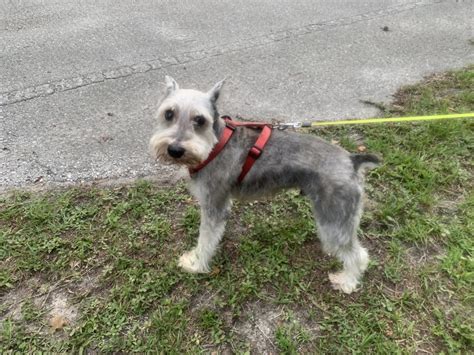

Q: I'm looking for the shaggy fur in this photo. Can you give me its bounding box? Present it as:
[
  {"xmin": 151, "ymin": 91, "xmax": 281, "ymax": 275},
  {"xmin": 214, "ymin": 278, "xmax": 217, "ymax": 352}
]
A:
[{"xmin": 149, "ymin": 76, "xmax": 380, "ymax": 294}]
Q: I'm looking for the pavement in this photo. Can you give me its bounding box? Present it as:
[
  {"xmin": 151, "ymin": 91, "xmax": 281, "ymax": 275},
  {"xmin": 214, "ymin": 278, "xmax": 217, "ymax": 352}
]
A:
[{"xmin": 1, "ymin": 0, "xmax": 472, "ymax": 190}]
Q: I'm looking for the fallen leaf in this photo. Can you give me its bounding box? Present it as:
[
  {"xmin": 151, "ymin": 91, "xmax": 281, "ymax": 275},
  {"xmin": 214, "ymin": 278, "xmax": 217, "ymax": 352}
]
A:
[
  {"xmin": 210, "ymin": 267, "xmax": 221, "ymax": 276},
  {"xmin": 50, "ymin": 315, "xmax": 67, "ymax": 331}
]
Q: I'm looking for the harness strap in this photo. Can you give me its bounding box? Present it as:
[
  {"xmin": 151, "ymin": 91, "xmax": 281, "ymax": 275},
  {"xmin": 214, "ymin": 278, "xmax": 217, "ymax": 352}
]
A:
[
  {"xmin": 189, "ymin": 116, "xmax": 273, "ymax": 183},
  {"xmin": 238, "ymin": 124, "xmax": 272, "ymax": 183},
  {"xmin": 188, "ymin": 119, "xmax": 235, "ymax": 174}
]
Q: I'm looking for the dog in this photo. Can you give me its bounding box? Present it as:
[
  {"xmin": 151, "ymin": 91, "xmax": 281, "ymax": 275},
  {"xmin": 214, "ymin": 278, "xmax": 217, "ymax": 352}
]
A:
[{"xmin": 149, "ymin": 76, "xmax": 380, "ymax": 294}]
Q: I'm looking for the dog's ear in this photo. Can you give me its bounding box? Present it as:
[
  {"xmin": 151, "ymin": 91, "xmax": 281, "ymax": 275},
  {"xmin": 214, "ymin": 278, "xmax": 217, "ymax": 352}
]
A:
[
  {"xmin": 208, "ymin": 79, "xmax": 225, "ymax": 103},
  {"xmin": 165, "ymin": 76, "xmax": 179, "ymax": 95}
]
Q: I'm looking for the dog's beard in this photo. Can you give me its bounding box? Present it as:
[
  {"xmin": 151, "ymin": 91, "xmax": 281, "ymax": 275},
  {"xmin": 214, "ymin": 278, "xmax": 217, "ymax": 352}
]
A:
[
  {"xmin": 150, "ymin": 134, "xmax": 172, "ymax": 163},
  {"xmin": 157, "ymin": 151, "xmax": 203, "ymax": 167},
  {"xmin": 150, "ymin": 134, "xmax": 212, "ymax": 168}
]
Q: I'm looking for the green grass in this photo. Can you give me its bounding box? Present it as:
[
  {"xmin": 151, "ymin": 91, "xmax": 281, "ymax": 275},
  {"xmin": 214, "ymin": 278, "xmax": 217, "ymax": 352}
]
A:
[{"xmin": 1, "ymin": 66, "xmax": 473, "ymax": 353}]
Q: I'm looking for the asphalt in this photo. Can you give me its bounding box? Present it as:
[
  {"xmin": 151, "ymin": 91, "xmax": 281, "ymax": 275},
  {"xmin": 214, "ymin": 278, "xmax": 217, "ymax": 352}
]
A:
[{"xmin": 1, "ymin": 0, "xmax": 473, "ymax": 190}]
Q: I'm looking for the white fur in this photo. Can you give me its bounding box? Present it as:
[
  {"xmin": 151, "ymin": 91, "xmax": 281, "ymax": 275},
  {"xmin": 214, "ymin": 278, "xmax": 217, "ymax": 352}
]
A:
[
  {"xmin": 179, "ymin": 216, "xmax": 227, "ymax": 273},
  {"xmin": 329, "ymin": 244, "xmax": 369, "ymax": 294},
  {"xmin": 149, "ymin": 88, "xmax": 219, "ymax": 166},
  {"xmin": 179, "ymin": 182, "xmax": 230, "ymax": 273}
]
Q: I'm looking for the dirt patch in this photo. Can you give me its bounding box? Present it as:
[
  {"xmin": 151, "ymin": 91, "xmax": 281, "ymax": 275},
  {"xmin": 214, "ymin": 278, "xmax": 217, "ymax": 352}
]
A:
[
  {"xmin": 233, "ymin": 301, "xmax": 320, "ymax": 353},
  {"xmin": 0, "ymin": 277, "xmax": 42, "ymax": 324},
  {"xmin": 0, "ymin": 269, "xmax": 103, "ymax": 333},
  {"xmin": 0, "ymin": 287, "xmax": 28, "ymax": 323},
  {"xmin": 233, "ymin": 302, "xmax": 283, "ymax": 353},
  {"xmin": 404, "ymin": 244, "xmax": 445, "ymax": 269},
  {"xmin": 77, "ymin": 269, "xmax": 103, "ymax": 295},
  {"xmin": 48, "ymin": 292, "xmax": 78, "ymax": 329}
]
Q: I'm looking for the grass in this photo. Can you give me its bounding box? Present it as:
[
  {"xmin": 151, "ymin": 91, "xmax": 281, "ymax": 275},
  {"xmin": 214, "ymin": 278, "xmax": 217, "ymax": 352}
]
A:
[{"xmin": 1, "ymin": 66, "xmax": 473, "ymax": 353}]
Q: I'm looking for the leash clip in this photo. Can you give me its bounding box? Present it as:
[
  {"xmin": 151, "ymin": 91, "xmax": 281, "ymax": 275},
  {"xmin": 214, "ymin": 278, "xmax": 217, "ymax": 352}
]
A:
[{"xmin": 276, "ymin": 122, "xmax": 303, "ymax": 130}]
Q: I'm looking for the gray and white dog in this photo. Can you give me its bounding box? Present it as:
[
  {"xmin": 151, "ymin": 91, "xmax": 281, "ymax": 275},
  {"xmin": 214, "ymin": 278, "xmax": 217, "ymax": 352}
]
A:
[{"xmin": 149, "ymin": 76, "xmax": 379, "ymax": 294}]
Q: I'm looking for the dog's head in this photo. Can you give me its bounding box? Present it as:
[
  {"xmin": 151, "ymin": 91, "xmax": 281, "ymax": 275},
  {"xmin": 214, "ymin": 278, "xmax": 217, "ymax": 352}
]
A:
[{"xmin": 149, "ymin": 76, "xmax": 225, "ymax": 167}]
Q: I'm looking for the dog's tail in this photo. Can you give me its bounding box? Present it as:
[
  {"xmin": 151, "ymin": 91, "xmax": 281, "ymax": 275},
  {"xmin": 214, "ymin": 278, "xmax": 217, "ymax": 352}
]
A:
[{"xmin": 350, "ymin": 153, "xmax": 381, "ymax": 172}]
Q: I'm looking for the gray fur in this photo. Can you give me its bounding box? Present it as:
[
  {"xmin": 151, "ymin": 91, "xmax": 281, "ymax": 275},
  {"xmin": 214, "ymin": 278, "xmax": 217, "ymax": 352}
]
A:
[
  {"xmin": 351, "ymin": 153, "xmax": 380, "ymax": 171},
  {"xmin": 149, "ymin": 77, "xmax": 380, "ymax": 294}
]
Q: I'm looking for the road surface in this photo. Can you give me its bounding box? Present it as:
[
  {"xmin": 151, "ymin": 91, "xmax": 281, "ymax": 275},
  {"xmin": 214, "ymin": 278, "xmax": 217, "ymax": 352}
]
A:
[{"xmin": 1, "ymin": 0, "xmax": 472, "ymax": 189}]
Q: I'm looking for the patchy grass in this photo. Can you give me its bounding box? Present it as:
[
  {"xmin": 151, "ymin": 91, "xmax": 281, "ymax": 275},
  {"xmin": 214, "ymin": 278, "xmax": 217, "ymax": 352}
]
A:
[{"xmin": 1, "ymin": 66, "xmax": 473, "ymax": 353}]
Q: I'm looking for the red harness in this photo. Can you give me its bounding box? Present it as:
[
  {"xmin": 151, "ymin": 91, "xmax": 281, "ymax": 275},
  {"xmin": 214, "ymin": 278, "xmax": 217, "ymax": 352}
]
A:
[{"xmin": 189, "ymin": 116, "xmax": 273, "ymax": 183}]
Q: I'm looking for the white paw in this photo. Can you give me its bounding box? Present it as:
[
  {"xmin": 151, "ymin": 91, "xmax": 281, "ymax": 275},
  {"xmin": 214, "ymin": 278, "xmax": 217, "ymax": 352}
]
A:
[
  {"xmin": 328, "ymin": 272, "xmax": 360, "ymax": 294},
  {"xmin": 178, "ymin": 250, "xmax": 209, "ymax": 273}
]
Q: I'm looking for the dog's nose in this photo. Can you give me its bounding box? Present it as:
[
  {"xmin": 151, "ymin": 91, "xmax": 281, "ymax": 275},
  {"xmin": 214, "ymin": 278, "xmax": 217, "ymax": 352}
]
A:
[{"xmin": 167, "ymin": 144, "xmax": 185, "ymax": 158}]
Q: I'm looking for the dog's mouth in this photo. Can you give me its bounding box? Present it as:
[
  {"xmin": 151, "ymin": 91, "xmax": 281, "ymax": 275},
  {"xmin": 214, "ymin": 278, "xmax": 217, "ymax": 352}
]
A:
[{"xmin": 156, "ymin": 152, "xmax": 203, "ymax": 168}]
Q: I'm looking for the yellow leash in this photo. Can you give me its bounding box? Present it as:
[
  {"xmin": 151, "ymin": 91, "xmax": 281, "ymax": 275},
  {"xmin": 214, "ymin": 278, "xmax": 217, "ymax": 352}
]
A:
[{"xmin": 278, "ymin": 112, "xmax": 474, "ymax": 129}]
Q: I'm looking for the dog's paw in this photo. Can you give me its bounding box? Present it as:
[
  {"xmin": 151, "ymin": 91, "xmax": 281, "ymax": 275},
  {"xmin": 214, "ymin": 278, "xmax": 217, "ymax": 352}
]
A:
[
  {"xmin": 328, "ymin": 272, "xmax": 360, "ymax": 294},
  {"xmin": 178, "ymin": 250, "xmax": 209, "ymax": 273}
]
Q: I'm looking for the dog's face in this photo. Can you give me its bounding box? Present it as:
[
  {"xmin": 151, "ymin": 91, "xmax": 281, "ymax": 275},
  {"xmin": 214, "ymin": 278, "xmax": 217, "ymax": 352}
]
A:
[{"xmin": 149, "ymin": 76, "xmax": 225, "ymax": 167}]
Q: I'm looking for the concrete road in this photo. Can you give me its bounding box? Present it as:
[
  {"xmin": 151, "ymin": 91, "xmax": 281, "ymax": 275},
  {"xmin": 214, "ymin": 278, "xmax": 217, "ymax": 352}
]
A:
[{"xmin": 1, "ymin": 0, "xmax": 472, "ymax": 190}]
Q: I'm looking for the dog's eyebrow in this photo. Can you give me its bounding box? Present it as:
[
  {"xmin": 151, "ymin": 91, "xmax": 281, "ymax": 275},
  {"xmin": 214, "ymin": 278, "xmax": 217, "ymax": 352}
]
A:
[
  {"xmin": 159, "ymin": 104, "xmax": 176, "ymax": 115},
  {"xmin": 190, "ymin": 111, "xmax": 212, "ymax": 121}
]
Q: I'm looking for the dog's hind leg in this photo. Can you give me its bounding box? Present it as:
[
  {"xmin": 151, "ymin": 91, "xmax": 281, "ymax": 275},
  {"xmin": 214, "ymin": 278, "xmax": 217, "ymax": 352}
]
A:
[
  {"xmin": 309, "ymin": 183, "xmax": 369, "ymax": 294},
  {"xmin": 178, "ymin": 196, "xmax": 231, "ymax": 273}
]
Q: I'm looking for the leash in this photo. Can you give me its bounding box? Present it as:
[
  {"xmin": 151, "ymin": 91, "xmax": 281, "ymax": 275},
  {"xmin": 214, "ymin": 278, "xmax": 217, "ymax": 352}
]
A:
[
  {"xmin": 274, "ymin": 112, "xmax": 474, "ymax": 130},
  {"xmin": 189, "ymin": 112, "xmax": 473, "ymax": 183}
]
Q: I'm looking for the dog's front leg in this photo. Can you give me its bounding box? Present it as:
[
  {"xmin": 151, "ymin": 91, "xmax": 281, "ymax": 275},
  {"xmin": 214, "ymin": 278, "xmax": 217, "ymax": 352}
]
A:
[{"xmin": 179, "ymin": 198, "xmax": 231, "ymax": 273}]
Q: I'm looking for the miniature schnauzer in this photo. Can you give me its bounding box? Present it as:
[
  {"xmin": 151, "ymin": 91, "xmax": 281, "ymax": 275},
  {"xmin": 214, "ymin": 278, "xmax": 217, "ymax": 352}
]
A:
[{"xmin": 149, "ymin": 76, "xmax": 379, "ymax": 294}]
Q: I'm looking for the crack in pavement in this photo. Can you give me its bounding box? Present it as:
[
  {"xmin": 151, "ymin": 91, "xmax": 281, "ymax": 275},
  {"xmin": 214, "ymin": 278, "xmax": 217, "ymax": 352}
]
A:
[
  {"xmin": 0, "ymin": 0, "xmax": 445, "ymax": 107},
  {"xmin": 31, "ymin": 150, "xmax": 55, "ymax": 177}
]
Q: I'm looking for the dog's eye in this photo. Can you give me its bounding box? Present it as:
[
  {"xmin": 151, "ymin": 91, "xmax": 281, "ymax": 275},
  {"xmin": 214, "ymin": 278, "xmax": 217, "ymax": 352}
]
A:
[
  {"xmin": 194, "ymin": 115, "xmax": 206, "ymax": 126},
  {"xmin": 164, "ymin": 109, "xmax": 174, "ymax": 121}
]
